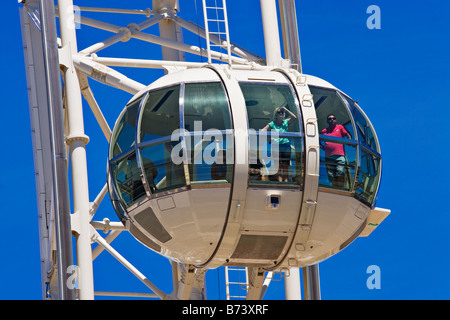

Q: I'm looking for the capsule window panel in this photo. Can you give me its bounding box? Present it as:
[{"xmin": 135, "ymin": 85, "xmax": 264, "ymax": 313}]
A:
[
  {"xmin": 248, "ymin": 131, "xmax": 303, "ymax": 185},
  {"xmin": 319, "ymin": 142, "xmax": 357, "ymax": 191},
  {"xmin": 110, "ymin": 98, "xmax": 141, "ymax": 159},
  {"xmin": 310, "ymin": 86, "xmax": 355, "ymax": 139},
  {"xmin": 139, "ymin": 85, "xmax": 181, "ymax": 143},
  {"xmin": 240, "ymin": 82, "xmax": 303, "ymax": 186},
  {"xmin": 355, "ymin": 148, "xmax": 381, "ymax": 205},
  {"xmin": 183, "ymin": 82, "xmax": 233, "ymax": 186},
  {"xmin": 111, "ymin": 152, "xmax": 146, "ymax": 208},
  {"xmin": 185, "ymin": 132, "xmax": 233, "ymax": 185},
  {"xmin": 240, "ymin": 83, "xmax": 301, "ymax": 132},
  {"xmin": 343, "ymin": 96, "xmax": 379, "ymax": 153},
  {"xmin": 139, "ymin": 142, "xmax": 186, "ymax": 194},
  {"xmin": 183, "ymin": 82, "xmax": 232, "ymax": 132}
]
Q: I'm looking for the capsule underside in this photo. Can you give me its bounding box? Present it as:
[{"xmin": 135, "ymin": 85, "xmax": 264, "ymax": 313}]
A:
[{"xmin": 107, "ymin": 67, "xmax": 382, "ymax": 269}]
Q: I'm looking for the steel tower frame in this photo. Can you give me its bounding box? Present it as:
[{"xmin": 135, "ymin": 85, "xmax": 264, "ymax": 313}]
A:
[{"xmin": 19, "ymin": 0, "xmax": 320, "ymax": 300}]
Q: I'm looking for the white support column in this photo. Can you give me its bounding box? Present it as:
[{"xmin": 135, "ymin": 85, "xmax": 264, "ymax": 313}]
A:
[
  {"xmin": 260, "ymin": 0, "xmax": 282, "ymax": 67},
  {"xmin": 57, "ymin": 0, "xmax": 94, "ymax": 300},
  {"xmin": 303, "ymin": 264, "xmax": 321, "ymax": 300},
  {"xmin": 153, "ymin": 0, "xmax": 185, "ymax": 64},
  {"xmin": 36, "ymin": 0, "xmax": 76, "ymax": 300},
  {"xmin": 284, "ymin": 267, "xmax": 301, "ymax": 300},
  {"xmin": 278, "ymin": 0, "xmax": 302, "ymax": 72}
]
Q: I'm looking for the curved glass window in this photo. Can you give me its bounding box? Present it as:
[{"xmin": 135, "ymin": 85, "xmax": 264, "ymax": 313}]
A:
[
  {"xmin": 140, "ymin": 143, "xmax": 186, "ymax": 193},
  {"xmin": 109, "ymin": 97, "xmax": 141, "ymax": 159},
  {"xmin": 310, "ymin": 86, "xmax": 381, "ymax": 206},
  {"xmin": 240, "ymin": 82, "xmax": 303, "ymax": 186},
  {"xmin": 139, "ymin": 85, "xmax": 181, "ymax": 143},
  {"xmin": 138, "ymin": 85, "xmax": 186, "ymax": 195},
  {"xmin": 343, "ymin": 96, "xmax": 381, "ymax": 205},
  {"xmin": 183, "ymin": 82, "xmax": 233, "ymax": 185},
  {"xmin": 355, "ymin": 147, "xmax": 381, "ymax": 204},
  {"xmin": 342, "ymin": 96, "xmax": 379, "ymax": 153},
  {"xmin": 109, "ymin": 97, "xmax": 145, "ymax": 208},
  {"xmin": 184, "ymin": 82, "xmax": 231, "ymax": 131},
  {"xmin": 310, "ymin": 87, "xmax": 357, "ymax": 191},
  {"xmin": 111, "ymin": 152, "xmax": 146, "ymax": 207}
]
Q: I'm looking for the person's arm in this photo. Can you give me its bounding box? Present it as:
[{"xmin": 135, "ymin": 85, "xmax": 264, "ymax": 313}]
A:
[
  {"xmin": 343, "ymin": 126, "xmax": 352, "ymax": 139},
  {"xmin": 262, "ymin": 124, "xmax": 270, "ymax": 131},
  {"xmin": 281, "ymin": 107, "xmax": 297, "ymax": 123},
  {"xmin": 339, "ymin": 125, "xmax": 352, "ymax": 139}
]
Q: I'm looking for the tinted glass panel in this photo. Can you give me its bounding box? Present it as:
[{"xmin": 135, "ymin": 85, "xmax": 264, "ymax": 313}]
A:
[
  {"xmin": 111, "ymin": 152, "xmax": 146, "ymax": 207},
  {"xmin": 184, "ymin": 82, "xmax": 231, "ymax": 131},
  {"xmin": 183, "ymin": 82, "xmax": 233, "ymax": 185},
  {"xmin": 319, "ymin": 140, "xmax": 357, "ymax": 191},
  {"xmin": 140, "ymin": 141, "xmax": 186, "ymax": 193},
  {"xmin": 240, "ymin": 83, "xmax": 303, "ymax": 186},
  {"xmin": 310, "ymin": 86, "xmax": 358, "ymax": 192},
  {"xmin": 240, "ymin": 83, "xmax": 300, "ymax": 132},
  {"xmin": 185, "ymin": 131, "xmax": 233, "ymax": 184},
  {"xmin": 355, "ymin": 147, "xmax": 381, "ymax": 204},
  {"xmin": 310, "ymin": 87, "xmax": 354, "ymax": 139},
  {"xmin": 343, "ymin": 96, "xmax": 379, "ymax": 152},
  {"xmin": 139, "ymin": 85, "xmax": 180, "ymax": 143},
  {"xmin": 110, "ymin": 98, "xmax": 141, "ymax": 159}
]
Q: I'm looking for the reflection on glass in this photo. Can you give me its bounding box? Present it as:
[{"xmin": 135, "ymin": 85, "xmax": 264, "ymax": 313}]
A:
[
  {"xmin": 240, "ymin": 82, "xmax": 303, "ymax": 186},
  {"xmin": 184, "ymin": 82, "xmax": 231, "ymax": 131},
  {"xmin": 240, "ymin": 83, "xmax": 300, "ymax": 132},
  {"xmin": 183, "ymin": 82, "xmax": 233, "ymax": 186},
  {"xmin": 111, "ymin": 152, "xmax": 146, "ymax": 207},
  {"xmin": 319, "ymin": 139, "xmax": 356, "ymax": 191},
  {"xmin": 247, "ymin": 131, "xmax": 302, "ymax": 185},
  {"xmin": 311, "ymin": 85, "xmax": 382, "ymax": 202},
  {"xmin": 343, "ymin": 96, "xmax": 378, "ymax": 152},
  {"xmin": 110, "ymin": 98, "xmax": 141, "ymax": 158},
  {"xmin": 140, "ymin": 142, "xmax": 186, "ymax": 193},
  {"xmin": 310, "ymin": 87, "xmax": 355, "ymax": 140},
  {"xmin": 355, "ymin": 148, "xmax": 381, "ymax": 204},
  {"xmin": 139, "ymin": 85, "xmax": 180, "ymax": 143},
  {"xmin": 185, "ymin": 132, "xmax": 233, "ymax": 184}
]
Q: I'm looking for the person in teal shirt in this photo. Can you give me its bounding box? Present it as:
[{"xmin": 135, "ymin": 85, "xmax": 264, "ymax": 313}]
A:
[{"xmin": 262, "ymin": 107, "xmax": 297, "ymax": 182}]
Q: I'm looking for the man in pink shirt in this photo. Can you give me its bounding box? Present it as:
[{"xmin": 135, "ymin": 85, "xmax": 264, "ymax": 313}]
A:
[{"xmin": 321, "ymin": 114, "xmax": 352, "ymax": 188}]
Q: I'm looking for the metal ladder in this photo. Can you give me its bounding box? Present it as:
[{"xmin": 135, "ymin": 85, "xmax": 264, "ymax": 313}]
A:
[
  {"xmin": 224, "ymin": 266, "xmax": 248, "ymax": 300},
  {"xmin": 201, "ymin": 0, "xmax": 232, "ymax": 65}
]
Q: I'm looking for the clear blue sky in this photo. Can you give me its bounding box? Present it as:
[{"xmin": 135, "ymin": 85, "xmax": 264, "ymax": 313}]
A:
[{"xmin": 1, "ymin": 0, "xmax": 450, "ymax": 300}]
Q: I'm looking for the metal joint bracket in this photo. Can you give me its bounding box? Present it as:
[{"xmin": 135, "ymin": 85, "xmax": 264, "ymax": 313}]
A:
[
  {"xmin": 66, "ymin": 133, "xmax": 90, "ymax": 145},
  {"xmin": 58, "ymin": 44, "xmax": 72, "ymax": 70},
  {"xmin": 296, "ymin": 75, "xmax": 307, "ymax": 85},
  {"xmin": 70, "ymin": 211, "xmax": 80, "ymax": 236},
  {"xmin": 302, "ymin": 94, "xmax": 313, "ymax": 107},
  {"xmin": 118, "ymin": 27, "xmax": 132, "ymax": 42}
]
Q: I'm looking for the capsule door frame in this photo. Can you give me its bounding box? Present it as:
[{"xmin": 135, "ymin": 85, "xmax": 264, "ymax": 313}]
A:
[
  {"xmin": 195, "ymin": 65, "xmax": 250, "ymax": 268},
  {"xmin": 273, "ymin": 69, "xmax": 321, "ymax": 268}
]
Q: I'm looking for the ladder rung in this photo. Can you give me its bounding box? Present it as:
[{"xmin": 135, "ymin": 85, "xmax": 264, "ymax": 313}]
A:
[{"xmin": 203, "ymin": 0, "xmax": 232, "ymax": 65}]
